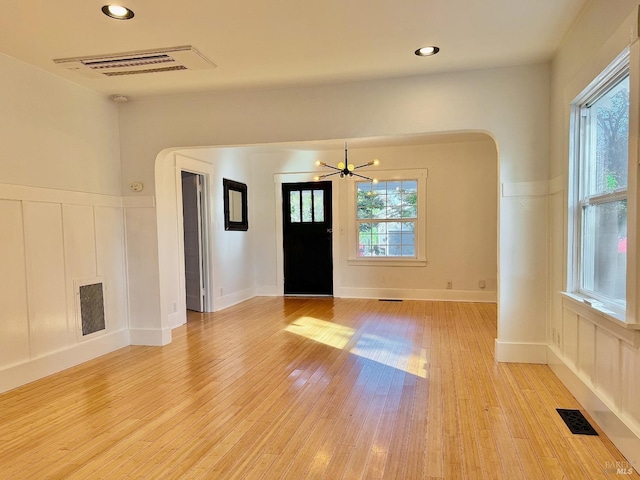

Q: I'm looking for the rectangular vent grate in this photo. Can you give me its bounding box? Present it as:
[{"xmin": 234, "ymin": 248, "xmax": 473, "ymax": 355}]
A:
[
  {"xmin": 79, "ymin": 283, "xmax": 106, "ymax": 336},
  {"xmin": 104, "ymin": 66, "xmax": 187, "ymax": 76},
  {"xmin": 556, "ymin": 409, "xmax": 598, "ymax": 435},
  {"xmin": 83, "ymin": 54, "xmax": 174, "ymax": 69},
  {"xmin": 379, "ymin": 299, "xmax": 403, "ymax": 302},
  {"xmin": 54, "ymin": 46, "xmax": 215, "ymax": 78}
]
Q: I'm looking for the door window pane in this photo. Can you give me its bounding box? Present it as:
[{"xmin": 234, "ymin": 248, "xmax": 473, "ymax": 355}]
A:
[
  {"xmin": 302, "ymin": 190, "xmax": 313, "ymax": 222},
  {"xmin": 290, "ymin": 191, "xmax": 300, "ymax": 223},
  {"xmin": 313, "ymin": 190, "xmax": 324, "ymax": 222}
]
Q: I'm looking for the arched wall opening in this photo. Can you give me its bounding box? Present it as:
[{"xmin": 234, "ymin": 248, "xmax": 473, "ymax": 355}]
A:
[{"xmin": 154, "ymin": 131, "xmax": 500, "ymax": 336}]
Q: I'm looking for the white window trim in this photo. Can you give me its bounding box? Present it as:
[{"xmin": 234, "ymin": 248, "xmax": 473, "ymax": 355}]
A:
[
  {"xmin": 567, "ymin": 45, "xmax": 639, "ymax": 326},
  {"xmin": 347, "ymin": 168, "xmax": 427, "ymax": 266}
]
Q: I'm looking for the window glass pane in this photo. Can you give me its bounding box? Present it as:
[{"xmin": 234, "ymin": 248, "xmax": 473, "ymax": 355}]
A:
[
  {"xmin": 401, "ymin": 245, "xmax": 416, "ymax": 256},
  {"xmin": 290, "ymin": 191, "xmax": 300, "ymax": 223},
  {"xmin": 359, "ymin": 222, "xmax": 388, "ymax": 257},
  {"xmin": 386, "ymin": 222, "xmax": 402, "ymax": 255},
  {"xmin": 313, "ymin": 190, "xmax": 324, "ymax": 222},
  {"xmin": 387, "ymin": 184, "xmax": 402, "ymax": 218},
  {"xmin": 358, "ymin": 222, "xmax": 373, "ymax": 256},
  {"xmin": 301, "ymin": 190, "xmax": 313, "ymax": 222},
  {"xmin": 581, "ymin": 200, "xmax": 627, "ymax": 303},
  {"xmin": 401, "ymin": 181, "xmax": 418, "ymax": 218},
  {"xmin": 357, "ymin": 184, "xmax": 384, "ymax": 219},
  {"xmin": 356, "ymin": 180, "xmax": 419, "ymax": 258},
  {"xmin": 372, "ymin": 182, "xmax": 388, "ymax": 219},
  {"xmin": 587, "ymin": 75, "xmax": 629, "ymax": 196}
]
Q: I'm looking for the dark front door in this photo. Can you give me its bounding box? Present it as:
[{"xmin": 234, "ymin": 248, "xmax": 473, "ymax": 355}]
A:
[{"xmin": 282, "ymin": 181, "xmax": 333, "ymax": 295}]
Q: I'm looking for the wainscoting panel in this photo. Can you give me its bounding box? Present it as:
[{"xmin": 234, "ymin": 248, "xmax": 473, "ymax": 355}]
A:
[
  {"xmin": 0, "ymin": 186, "xmax": 130, "ymax": 393},
  {"xmin": 594, "ymin": 328, "xmax": 620, "ymax": 407},
  {"xmin": 95, "ymin": 206, "xmax": 128, "ymax": 332},
  {"xmin": 562, "ymin": 307, "xmax": 578, "ymax": 368},
  {"xmin": 553, "ymin": 297, "xmax": 640, "ymax": 470},
  {"xmin": 62, "ymin": 204, "xmax": 98, "ymax": 281},
  {"xmin": 0, "ymin": 200, "xmax": 30, "ymax": 367},
  {"xmin": 621, "ymin": 342, "xmax": 640, "ymax": 431},
  {"xmin": 23, "ymin": 201, "xmax": 70, "ymax": 358},
  {"xmin": 577, "ymin": 317, "xmax": 595, "ymax": 380}
]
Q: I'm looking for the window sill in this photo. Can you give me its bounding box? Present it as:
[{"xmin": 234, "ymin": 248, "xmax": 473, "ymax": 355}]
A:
[
  {"xmin": 347, "ymin": 257, "xmax": 427, "ymax": 267},
  {"xmin": 561, "ymin": 292, "xmax": 640, "ymax": 346}
]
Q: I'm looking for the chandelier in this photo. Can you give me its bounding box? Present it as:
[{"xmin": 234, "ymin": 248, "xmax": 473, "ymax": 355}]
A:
[{"xmin": 314, "ymin": 142, "xmax": 379, "ymax": 182}]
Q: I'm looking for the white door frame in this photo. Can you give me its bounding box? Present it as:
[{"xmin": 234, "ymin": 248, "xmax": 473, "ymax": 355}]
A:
[
  {"xmin": 181, "ymin": 171, "xmax": 205, "ymax": 311},
  {"xmin": 175, "ymin": 156, "xmax": 214, "ymax": 318}
]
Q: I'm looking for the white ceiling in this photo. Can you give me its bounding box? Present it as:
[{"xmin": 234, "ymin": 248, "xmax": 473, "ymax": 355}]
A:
[{"xmin": 2, "ymin": 0, "xmax": 588, "ymax": 99}]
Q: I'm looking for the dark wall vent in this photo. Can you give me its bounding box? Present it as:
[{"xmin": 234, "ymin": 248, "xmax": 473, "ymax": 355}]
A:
[
  {"xmin": 79, "ymin": 282, "xmax": 106, "ymax": 336},
  {"xmin": 556, "ymin": 409, "xmax": 598, "ymax": 435}
]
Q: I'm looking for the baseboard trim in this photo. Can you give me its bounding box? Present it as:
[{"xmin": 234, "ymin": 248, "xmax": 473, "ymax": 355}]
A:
[
  {"xmin": 129, "ymin": 327, "xmax": 172, "ymax": 346},
  {"xmin": 494, "ymin": 339, "xmax": 547, "ymax": 363},
  {"xmin": 0, "ymin": 329, "xmax": 129, "ymax": 394},
  {"xmin": 215, "ymin": 288, "xmax": 255, "ymax": 311},
  {"xmin": 335, "ymin": 287, "xmax": 497, "ymax": 303},
  {"xmin": 547, "ymin": 347, "xmax": 640, "ymax": 474},
  {"xmin": 254, "ymin": 286, "xmax": 278, "ymax": 297},
  {"xmin": 168, "ymin": 311, "xmax": 185, "ymax": 329}
]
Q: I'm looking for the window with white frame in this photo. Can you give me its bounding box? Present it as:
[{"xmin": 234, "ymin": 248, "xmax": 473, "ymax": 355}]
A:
[
  {"xmin": 356, "ymin": 179, "xmax": 418, "ymax": 257},
  {"xmin": 571, "ymin": 54, "xmax": 629, "ymax": 311}
]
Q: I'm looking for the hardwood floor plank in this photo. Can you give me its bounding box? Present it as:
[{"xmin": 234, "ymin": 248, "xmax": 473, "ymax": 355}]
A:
[{"xmin": 0, "ymin": 297, "xmax": 636, "ymax": 479}]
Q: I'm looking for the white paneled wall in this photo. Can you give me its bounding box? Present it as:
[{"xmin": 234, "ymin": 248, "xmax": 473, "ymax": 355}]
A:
[
  {"xmin": 549, "ymin": 297, "xmax": 640, "ymax": 468},
  {"xmin": 621, "ymin": 343, "xmax": 640, "ymax": 422},
  {"xmin": 23, "ymin": 201, "xmax": 70, "ymax": 357},
  {"xmin": 0, "ymin": 185, "xmax": 129, "ymax": 393},
  {"xmin": 95, "ymin": 206, "xmax": 129, "ymax": 333},
  {"xmin": 0, "ymin": 200, "xmax": 30, "ymax": 367}
]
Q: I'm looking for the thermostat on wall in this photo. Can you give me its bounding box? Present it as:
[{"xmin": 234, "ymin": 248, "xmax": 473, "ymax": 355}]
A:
[{"xmin": 130, "ymin": 182, "xmax": 144, "ymax": 192}]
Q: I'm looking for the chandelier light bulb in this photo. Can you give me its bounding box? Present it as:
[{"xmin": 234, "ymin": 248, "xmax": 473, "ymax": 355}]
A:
[{"xmin": 338, "ymin": 162, "xmax": 345, "ymax": 170}]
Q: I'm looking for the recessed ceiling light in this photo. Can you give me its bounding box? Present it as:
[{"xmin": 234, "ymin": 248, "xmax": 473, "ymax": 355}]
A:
[
  {"xmin": 102, "ymin": 5, "xmax": 134, "ymax": 20},
  {"xmin": 110, "ymin": 94, "xmax": 129, "ymax": 103},
  {"xmin": 415, "ymin": 46, "xmax": 440, "ymax": 57}
]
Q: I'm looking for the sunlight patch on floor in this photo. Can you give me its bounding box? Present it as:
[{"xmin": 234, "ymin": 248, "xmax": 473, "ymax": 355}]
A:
[
  {"xmin": 285, "ymin": 316, "xmax": 355, "ymax": 349},
  {"xmin": 285, "ymin": 316, "xmax": 427, "ymax": 378}
]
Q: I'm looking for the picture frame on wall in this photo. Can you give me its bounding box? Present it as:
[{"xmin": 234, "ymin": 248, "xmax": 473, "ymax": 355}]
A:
[{"xmin": 223, "ymin": 178, "xmax": 248, "ymax": 231}]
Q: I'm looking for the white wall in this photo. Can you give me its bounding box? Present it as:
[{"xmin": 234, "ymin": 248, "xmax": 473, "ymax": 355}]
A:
[
  {"xmin": 250, "ymin": 138, "xmax": 497, "ymax": 301},
  {"xmin": 0, "ymin": 53, "xmax": 129, "ymax": 393},
  {"xmin": 548, "ymin": 1, "xmax": 640, "ymax": 469},
  {"xmin": 152, "ymin": 147, "xmax": 255, "ymax": 337},
  {"xmin": 119, "ymin": 63, "xmax": 551, "ymax": 358}
]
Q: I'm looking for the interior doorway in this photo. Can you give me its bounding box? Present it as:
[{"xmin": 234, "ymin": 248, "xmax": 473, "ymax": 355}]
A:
[
  {"xmin": 181, "ymin": 171, "xmax": 206, "ymax": 311},
  {"xmin": 282, "ymin": 181, "xmax": 333, "ymax": 295}
]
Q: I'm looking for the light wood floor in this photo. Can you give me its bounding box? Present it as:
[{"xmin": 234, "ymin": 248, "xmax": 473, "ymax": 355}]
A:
[{"xmin": 0, "ymin": 298, "xmax": 637, "ymax": 479}]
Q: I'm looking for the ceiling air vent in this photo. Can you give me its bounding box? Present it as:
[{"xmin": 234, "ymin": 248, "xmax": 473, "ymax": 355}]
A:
[{"xmin": 53, "ymin": 46, "xmax": 215, "ymax": 78}]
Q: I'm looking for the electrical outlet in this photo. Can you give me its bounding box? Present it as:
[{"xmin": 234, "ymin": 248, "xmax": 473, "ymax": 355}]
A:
[
  {"xmin": 446, "ymin": 280, "xmax": 452, "ymax": 289},
  {"xmin": 479, "ymin": 280, "xmax": 486, "ymax": 289}
]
